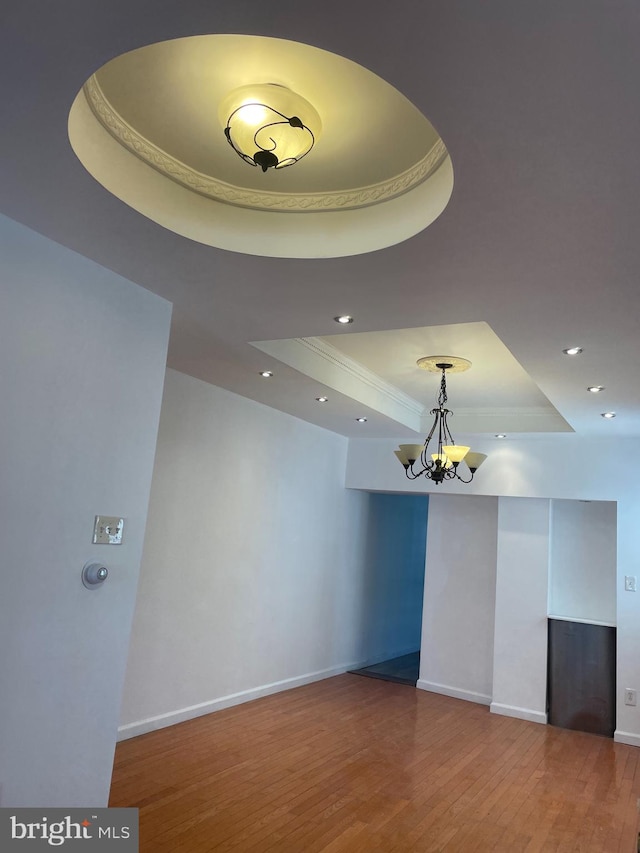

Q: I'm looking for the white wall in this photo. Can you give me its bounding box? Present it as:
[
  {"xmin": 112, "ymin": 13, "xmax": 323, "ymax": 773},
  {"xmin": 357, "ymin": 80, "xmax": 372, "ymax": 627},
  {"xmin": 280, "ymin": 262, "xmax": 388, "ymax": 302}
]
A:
[
  {"xmin": 346, "ymin": 435, "xmax": 640, "ymax": 745},
  {"xmin": 491, "ymin": 498, "xmax": 550, "ymax": 724},
  {"xmin": 360, "ymin": 493, "xmax": 428, "ymax": 661},
  {"xmin": 0, "ymin": 215, "xmax": 171, "ymax": 806},
  {"xmin": 418, "ymin": 495, "xmax": 498, "ymax": 705},
  {"xmin": 119, "ymin": 369, "xmax": 375, "ymax": 738},
  {"xmin": 549, "ymin": 499, "xmax": 616, "ymax": 625}
]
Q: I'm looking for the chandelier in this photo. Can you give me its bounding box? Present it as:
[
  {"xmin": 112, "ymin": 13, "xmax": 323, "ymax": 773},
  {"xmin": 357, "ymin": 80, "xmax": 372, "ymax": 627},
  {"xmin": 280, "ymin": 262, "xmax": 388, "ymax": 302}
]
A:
[
  {"xmin": 394, "ymin": 356, "xmax": 487, "ymax": 485},
  {"xmin": 221, "ymin": 84, "xmax": 320, "ymax": 172}
]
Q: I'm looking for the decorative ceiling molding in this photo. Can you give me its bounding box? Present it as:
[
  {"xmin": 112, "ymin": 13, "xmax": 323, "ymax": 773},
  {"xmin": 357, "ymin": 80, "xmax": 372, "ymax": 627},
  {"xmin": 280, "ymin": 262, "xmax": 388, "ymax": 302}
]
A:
[
  {"xmin": 297, "ymin": 337, "xmax": 425, "ymax": 415},
  {"xmin": 84, "ymin": 74, "xmax": 448, "ymax": 213},
  {"xmin": 252, "ymin": 335, "xmax": 574, "ymax": 435},
  {"xmin": 251, "ymin": 336, "xmax": 424, "ymax": 430}
]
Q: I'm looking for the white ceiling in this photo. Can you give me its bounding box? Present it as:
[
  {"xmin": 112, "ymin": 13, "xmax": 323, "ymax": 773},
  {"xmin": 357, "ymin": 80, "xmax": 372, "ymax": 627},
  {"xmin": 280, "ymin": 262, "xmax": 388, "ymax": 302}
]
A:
[{"xmin": 2, "ymin": 2, "xmax": 640, "ymax": 443}]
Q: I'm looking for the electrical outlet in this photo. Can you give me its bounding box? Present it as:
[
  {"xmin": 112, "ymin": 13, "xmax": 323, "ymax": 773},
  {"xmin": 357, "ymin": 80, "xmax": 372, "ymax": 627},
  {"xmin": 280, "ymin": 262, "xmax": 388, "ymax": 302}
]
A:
[
  {"xmin": 625, "ymin": 576, "xmax": 637, "ymax": 592},
  {"xmin": 624, "ymin": 688, "xmax": 637, "ymax": 706},
  {"xmin": 93, "ymin": 516, "xmax": 124, "ymax": 545}
]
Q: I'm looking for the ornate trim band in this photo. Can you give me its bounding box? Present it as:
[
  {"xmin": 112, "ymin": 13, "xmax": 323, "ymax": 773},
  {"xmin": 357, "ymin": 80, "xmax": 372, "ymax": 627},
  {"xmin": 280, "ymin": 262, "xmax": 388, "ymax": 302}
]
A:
[{"xmin": 84, "ymin": 74, "xmax": 449, "ymax": 213}]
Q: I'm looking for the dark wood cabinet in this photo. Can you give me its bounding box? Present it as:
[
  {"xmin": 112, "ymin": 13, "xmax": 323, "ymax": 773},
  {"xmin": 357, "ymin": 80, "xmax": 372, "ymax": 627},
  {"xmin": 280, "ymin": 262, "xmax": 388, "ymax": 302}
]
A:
[{"xmin": 547, "ymin": 618, "xmax": 616, "ymax": 737}]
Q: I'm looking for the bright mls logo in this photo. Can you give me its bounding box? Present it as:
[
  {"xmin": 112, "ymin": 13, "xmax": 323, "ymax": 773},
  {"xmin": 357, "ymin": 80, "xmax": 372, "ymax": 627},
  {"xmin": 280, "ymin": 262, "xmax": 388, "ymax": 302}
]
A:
[{"xmin": 0, "ymin": 808, "xmax": 138, "ymax": 850}]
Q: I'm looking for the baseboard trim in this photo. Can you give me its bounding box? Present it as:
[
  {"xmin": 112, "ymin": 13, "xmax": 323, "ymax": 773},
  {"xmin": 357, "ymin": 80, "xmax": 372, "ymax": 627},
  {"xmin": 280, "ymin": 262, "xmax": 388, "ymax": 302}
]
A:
[
  {"xmin": 118, "ymin": 661, "xmax": 366, "ymax": 741},
  {"xmin": 490, "ymin": 702, "xmax": 547, "ymax": 725},
  {"xmin": 614, "ymin": 730, "xmax": 640, "ymax": 748},
  {"xmin": 416, "ymin": 679, "xmax": 491, "ymax": 706}
]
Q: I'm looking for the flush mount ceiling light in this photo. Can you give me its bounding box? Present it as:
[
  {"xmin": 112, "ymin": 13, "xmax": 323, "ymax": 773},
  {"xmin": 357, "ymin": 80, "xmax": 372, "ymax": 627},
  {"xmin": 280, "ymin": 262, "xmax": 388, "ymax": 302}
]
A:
[
  {"xmin": 495, "ymin": 434, "xmax": 507, "ymax": 439},
  {"xmin": 316, "ymin": 396, "xmax": 329, "ymax": 403},
  {"xmin": 259, "ymin": 370, "xmax": 273, "ymax": 378},
  {"xmin": 334, "ymin": 315, "xmax": 354, "ymax": 325},
  {"xmin": 70, "ymin": 34, "xmax": 453, "ymax": 258},
  {"xmin": 220, "ymin": 84, "xmax": 321, "ymax": 172},
  {"xmin": 588, "ymin": 385, "xmax": 605, "ymax": 393},
  {"xmin": 356, "ymin": 417, "xmax": 367, "ymax": 423},
  {"xmin": 394, "ymin": 356, "xmax": 487, "ymax": 485},
  {"xmin": 601, "ymin": 411, "xmax": 616, "ymax": 419},
  {"xmin": 563, "ymin": 346, "xmax": 583, "ymax": 356}
]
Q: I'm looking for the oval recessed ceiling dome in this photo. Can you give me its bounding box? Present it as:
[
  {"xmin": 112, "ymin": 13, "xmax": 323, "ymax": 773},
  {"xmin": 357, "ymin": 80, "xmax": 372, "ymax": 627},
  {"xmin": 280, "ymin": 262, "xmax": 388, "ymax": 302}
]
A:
[{"xmin": 68, "ymin": 34, "xmax": 453, "ymax": 258}]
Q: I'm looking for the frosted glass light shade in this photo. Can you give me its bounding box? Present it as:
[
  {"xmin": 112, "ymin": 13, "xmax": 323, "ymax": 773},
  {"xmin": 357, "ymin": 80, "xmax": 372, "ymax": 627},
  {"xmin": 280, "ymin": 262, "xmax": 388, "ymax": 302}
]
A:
[
  {"xmin": 394, "ymin": 449, "xmax": 409, "ymax": 466},
  {"xmin": 399, "ymin": 444, "xmax": 424, "ymax": 464},
  {"xmin": 442, "ymin": 444, "xmax": 470, "ymax": 463},
  {"xmin": 431, "ymin": 453, "xmax": 453, "ymax": 469},
  {"xmin": 220, "ymin": 84, "xmax": 322, "ymax": 169},
  {"xmin": 464, "ymin": 451, "xmax": 487, "ymax": 471}
]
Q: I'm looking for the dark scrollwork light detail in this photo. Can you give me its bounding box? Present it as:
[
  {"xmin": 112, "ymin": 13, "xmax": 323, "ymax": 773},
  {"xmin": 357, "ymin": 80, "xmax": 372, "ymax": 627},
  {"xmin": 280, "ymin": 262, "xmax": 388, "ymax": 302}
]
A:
[
  {"xmin": 394, "ymin": 362, "xmax": 487, "ymax": 485},
  {"xmin": 224, "ymin": 103, "xmax": 315, "ymax": 172}
]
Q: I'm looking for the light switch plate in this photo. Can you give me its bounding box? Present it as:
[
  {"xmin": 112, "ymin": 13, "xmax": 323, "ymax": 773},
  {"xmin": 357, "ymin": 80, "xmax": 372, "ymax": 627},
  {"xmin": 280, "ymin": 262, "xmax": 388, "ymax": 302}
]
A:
[
  {"xmin": 93, "ymin": 516, "xmax": 124, "ymax": 545},
  {"xmin": 625, "ymin": 576, "xmax": 637, "ymax": 592}
]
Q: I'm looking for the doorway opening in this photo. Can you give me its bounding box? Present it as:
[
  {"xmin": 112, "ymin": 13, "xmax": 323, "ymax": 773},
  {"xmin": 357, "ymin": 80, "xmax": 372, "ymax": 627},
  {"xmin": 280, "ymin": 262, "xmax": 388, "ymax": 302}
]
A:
[
  {"xmin": 350, "ymin": 492, "xmax": 428, "ymax": 688},
  {"xmin": 350, "ymin": 651, "xmax": 420, "ymax": 686}
]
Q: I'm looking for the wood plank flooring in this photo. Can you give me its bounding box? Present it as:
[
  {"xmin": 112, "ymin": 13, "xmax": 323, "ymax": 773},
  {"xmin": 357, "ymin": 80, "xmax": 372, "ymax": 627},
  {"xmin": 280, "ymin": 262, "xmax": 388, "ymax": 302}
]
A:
[{"xmin": 109, "ymin": 674, "xmax": 640, "ymax": 852}]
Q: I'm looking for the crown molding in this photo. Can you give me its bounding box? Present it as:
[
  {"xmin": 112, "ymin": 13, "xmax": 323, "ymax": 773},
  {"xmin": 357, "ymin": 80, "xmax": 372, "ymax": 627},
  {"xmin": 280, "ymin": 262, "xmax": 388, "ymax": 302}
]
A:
[
  {"xmin": 84, "ymin": 74, "xmax": 448, "ymax": 213},
  {"xmin": 251, "ymin": 336, "xmax": 424, "ymax": 430},
  {"xmin": 297, "ymin": 337, "xmax": 425, "ymax": 416}
]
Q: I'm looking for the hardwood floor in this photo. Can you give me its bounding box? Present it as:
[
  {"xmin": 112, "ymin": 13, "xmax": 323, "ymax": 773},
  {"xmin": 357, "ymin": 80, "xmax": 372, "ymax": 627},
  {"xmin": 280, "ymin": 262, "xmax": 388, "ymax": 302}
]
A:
[{"xmin": 109, "ymin": 674, "xmax": 640, "ymax": 851}]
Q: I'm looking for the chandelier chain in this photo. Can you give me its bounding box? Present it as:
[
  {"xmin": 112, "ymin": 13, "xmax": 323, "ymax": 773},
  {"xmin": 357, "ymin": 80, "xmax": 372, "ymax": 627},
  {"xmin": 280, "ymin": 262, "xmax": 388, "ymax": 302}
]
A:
[{"xmin": 438, "ymin": 368, "xmax": 448, "ymax": 408}]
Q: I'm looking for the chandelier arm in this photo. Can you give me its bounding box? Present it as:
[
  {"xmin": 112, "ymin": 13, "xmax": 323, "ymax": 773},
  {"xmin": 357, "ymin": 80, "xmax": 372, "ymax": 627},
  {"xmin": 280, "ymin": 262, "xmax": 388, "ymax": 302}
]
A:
[
  {"xmin": 420, "ymin": 411, "xmax": 439, "ymax": 471},
  {"xmin": 407, "ymin": 464, "xmax": 428, "ymax": 479},
  {"xmin": 442, "ymin": 409, "xmax": 455, "ymax": 446},
  {"xmin": 436, "ymin": 407, "xmax": 447, "ymax": 460}
]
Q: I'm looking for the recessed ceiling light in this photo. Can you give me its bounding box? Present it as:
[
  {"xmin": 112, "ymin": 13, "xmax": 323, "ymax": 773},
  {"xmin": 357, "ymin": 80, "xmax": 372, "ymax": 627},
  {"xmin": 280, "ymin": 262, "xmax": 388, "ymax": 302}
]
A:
[
  {"xmin": 259, "ymin": 370, "xmax": 273, "ymax": 378},
  {"xmin": 334, "ymin": 315, "xmax": 354, "ymax": 325},
  {"xmin": 495, "ymin": 434, "xmax": 507, "ymax": 439},
  {"xmin": 356, "ymin": 417, "xmax": 367, "ymax": 423},
  {"xmin": 587, "ymin": 385, "xmax": 605, "ymax": 393},
  {"xmin": 601, "ymin": 411, "xmax": 616, "ymax": 419},
  {"xmin": 316, "ymin": 396, "xmax": 328, "ymax": 403},
  {"xmin": 562, "ymin": 346, "xmax": 583, "ymax": 356}
]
